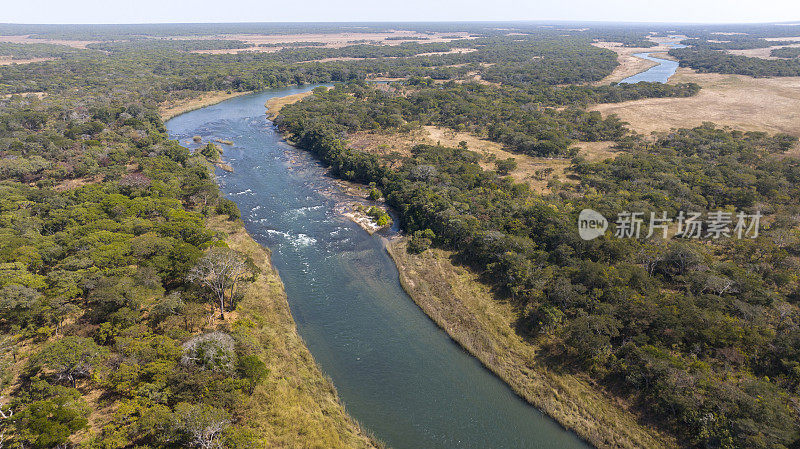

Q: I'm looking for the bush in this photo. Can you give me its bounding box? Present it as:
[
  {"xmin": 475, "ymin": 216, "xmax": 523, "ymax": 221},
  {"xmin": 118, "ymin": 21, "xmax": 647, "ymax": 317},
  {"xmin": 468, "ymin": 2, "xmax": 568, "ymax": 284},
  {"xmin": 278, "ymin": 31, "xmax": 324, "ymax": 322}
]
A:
[
  {"xmin": 199, "ymin": 143, "xmax": 220, "ymax": 161},
  {"xmin": 407, "ymin": 229, "xmax": 435, "ymax": 254},
  {"xmin": 495, "ymin": 158, "xmax": 517, "ymax": 175},
  {"xmin": 237, "ymin": 354, "xmax": 269, "ymax": 393},
  {"xmin": 181, "ymin": 332, "xmax": 236, "ymax": 373},
  {"xmin": 215, "ymin": 198, "xmax": 241, "ymax": 220},
  {"xmin": 368, "ymin": 188, "xmax": 382, "ymax": 201}
]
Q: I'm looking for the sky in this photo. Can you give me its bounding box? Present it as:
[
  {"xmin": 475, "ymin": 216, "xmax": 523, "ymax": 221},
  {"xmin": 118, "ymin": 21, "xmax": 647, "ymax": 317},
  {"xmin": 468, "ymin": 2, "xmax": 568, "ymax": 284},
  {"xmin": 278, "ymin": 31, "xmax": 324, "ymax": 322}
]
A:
[{"xmin": 1, "ymin": 0, "xmax": 799, "ymax": 24}]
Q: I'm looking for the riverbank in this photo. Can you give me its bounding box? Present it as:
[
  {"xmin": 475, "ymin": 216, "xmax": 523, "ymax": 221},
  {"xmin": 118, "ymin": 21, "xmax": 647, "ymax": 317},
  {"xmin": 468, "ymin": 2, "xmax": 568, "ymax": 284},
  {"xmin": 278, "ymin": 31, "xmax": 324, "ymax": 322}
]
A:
[
  {"xmin": 265, "ymin": 91, "xmax": 314, "ymax": 119},
  {"xmin": 159, "ymin": 90, "xmax": 249, "ymax": 121},
  {"xmin": 386, "ymin": 238, "xmax": 676, "ymax": 449},
  {"xmin": 208, "ymin": 215, "xmax": 381, "ymax": 449},
  {"xmin": 592, "ymin": 42, "xmax": 671, "ymax": 84}
]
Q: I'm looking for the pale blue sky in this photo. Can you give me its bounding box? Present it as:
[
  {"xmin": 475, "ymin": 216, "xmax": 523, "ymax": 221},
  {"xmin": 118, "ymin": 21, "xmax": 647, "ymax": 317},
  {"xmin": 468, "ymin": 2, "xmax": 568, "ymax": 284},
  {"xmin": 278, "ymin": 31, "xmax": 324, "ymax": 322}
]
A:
[{"xmin": 1, "ymin": 0, "xmax": 798, "ymax": 24}]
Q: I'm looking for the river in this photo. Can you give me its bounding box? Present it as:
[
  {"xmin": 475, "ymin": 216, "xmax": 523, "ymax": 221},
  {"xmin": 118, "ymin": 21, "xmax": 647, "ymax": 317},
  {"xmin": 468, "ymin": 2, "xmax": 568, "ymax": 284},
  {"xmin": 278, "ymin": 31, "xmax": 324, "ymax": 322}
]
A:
[
  {"xmin": 165, "ymin": 86, "xmax": 590, "ymax": 449},
  {"xmin": 620, "ymin": 39, "xmax": 688, "ymax": 84}
]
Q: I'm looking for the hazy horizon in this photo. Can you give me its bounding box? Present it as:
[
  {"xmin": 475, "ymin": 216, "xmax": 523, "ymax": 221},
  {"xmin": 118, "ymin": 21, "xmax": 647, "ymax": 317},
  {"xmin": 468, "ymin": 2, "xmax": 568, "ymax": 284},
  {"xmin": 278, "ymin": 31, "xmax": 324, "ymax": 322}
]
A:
[{"xmin": 1, "ymin": 0, "xmax": 799, "ymax": 26}]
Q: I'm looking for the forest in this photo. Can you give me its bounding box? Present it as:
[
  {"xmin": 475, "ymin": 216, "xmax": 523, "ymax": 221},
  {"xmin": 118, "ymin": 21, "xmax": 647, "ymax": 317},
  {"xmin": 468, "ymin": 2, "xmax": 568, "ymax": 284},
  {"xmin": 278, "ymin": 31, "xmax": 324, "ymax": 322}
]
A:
[
  {"xmin": 670, "ymin": 47, "xmax": 800, "ymax": 77},
  {"xmin": 772, "ymin": 47, "xmax": 800, "ymax": 59},
  {"xmin": 0, "ymin": 87, "xmax": 282, "ymax": 447},
  {"xmin": 1, "ymin": 19, "xmax": 800, "ymax": 449},
  {"xmin": 277, "ymin": 80, "xmax": 800, "ymax": 449}
]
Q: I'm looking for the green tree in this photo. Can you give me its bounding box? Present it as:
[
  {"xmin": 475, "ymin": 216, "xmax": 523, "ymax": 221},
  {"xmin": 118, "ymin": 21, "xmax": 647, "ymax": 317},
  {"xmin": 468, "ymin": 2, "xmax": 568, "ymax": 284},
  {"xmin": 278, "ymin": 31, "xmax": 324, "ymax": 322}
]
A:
[
  {"xmin": 11, "ymin": 381, "xmax": 89, "ymax": 449},
  {"xmin": 32, "ymin": 337, "xmax": 108, "ymax": 387},
  {"xmin": 494, "ymin": 158, "xmax": 517, "ymax": 175}
]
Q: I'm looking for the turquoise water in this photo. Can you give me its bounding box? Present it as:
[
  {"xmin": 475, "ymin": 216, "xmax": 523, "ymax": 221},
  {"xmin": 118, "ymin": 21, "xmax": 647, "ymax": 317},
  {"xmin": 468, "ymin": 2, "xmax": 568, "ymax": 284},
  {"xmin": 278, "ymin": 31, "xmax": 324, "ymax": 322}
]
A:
[{"xmin": 166, "ymin": 86, "xmax": 591, "ymax": 449}]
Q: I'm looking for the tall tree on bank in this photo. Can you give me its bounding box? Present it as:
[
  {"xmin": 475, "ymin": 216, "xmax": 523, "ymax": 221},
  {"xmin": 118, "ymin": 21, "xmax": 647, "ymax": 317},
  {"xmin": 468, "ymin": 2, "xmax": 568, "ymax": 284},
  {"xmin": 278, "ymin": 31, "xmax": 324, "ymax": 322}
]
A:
[{"xmin": 188, "ymin": 248, "xmax": 250, "ymax": 319}]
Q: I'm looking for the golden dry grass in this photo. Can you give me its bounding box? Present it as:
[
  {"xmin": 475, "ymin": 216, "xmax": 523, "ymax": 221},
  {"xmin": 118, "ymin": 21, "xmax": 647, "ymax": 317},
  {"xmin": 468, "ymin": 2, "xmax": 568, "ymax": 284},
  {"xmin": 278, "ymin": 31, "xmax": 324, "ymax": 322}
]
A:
[
  {"xmin": 347, "ymin": 125, "xmax": 617, "ymax": 193},
  {"xmin": 591, "ymin": 68, "xmax": 800, "ymax": 137},
  {"xmin": 159, "ymin": 90, "xmax": 247, "ymax": 121},
  {"xmin": 0, "ymin": 56, "xmax": 55, "ymax": 65},
  {"xmin": 216, "ymin": 31, "xmax": 472, "ymax": 48},
  {"xmin": 297, "ymin": 48, "xmax": 477, "ymax": 64},
  {"xmin": 265, "ymin": 91, "xmax": 314, "ymax": 119},
  {"xmin": 1, "ymin": 91, "xmax": 47, "ymax": 99},
  {"xmin": 209, "ymin": 216, "xmax": 380, "ymax": 449},
  {"xmin": 387, "ymin": 239, "xmax": 676, "ymax": 449},
  {"xmin": 727, "ymin": 43, "xmax": 800, "ymax": 59},
  {"xmin": 190, "ymin": 47, "xmax": 281, "ymax": 55},
  {"xmin": 0, "ymin": 34, "xmax": 100, "ymax": 49},
  {"xmin": 181, "ymin": 31, "xmax": 474, "ymax": 54},
  {"xmin": 425, "ymin": 126, "xmax": 580, "ymax": 191}
]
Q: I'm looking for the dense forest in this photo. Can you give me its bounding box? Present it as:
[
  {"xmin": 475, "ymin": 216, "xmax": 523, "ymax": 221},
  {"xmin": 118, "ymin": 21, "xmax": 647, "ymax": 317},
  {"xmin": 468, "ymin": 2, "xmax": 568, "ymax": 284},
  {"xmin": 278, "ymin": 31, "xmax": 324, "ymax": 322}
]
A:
[
  {"xmin": 772, "ymin": 47, "xmax": 800, "ymax": 59},
  {"xmin": 670, "ymin": 47, "xmax": 800, "ymax": 77},
  {"xmin": 1, "ymin": 19, "xmax": 800, "ymax": 449},
  {"xmin": 277, "ymin": 80, "xmax": 800, "ymax": 449},
  {"xmin": 0, "ymin": 86, "xmax": 287, "ymax": 447},
  {"xmin": 278, "ymin": 80, "xmax": 698, "ymax": 157}
]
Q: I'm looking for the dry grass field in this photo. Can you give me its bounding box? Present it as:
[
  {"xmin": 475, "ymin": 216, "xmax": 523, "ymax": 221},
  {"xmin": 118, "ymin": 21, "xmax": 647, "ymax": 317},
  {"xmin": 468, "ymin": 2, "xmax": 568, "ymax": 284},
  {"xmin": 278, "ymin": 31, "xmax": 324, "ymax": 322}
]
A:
[
  {"xmin": 727, "ymin": 43, "xmax": 800, "ymax": 59},
  {"xmin": 0, "ymin": 56, "xmax": 55, "ymax": 65},
  {"xmin": 592, "ymin": 68, "xmax": 800, "ymax": 137},
  {"xmin": 345, "ymin": 124, "xmax": 618, "ymax": 192},
  {"xmin": 187, "ymin": 31, "xmax": 474, "ymax": 54},
  {"xmin": 1, "ymin": 91, "xmax": 46, "ymax": 99},
  {"xmin": 223, "ymin": 31, "xmax": 471, "ymax": 48},
  {"xmin": 265, "ymin": 91, "xmax": 315, "ymax": 119},
  {"xmin": 0, "ymin": 30, "xmax": 474, "ymax": 56},
  {"xmin": 0, "ymin": 34, "xmax": 100, "ymax": 48}
]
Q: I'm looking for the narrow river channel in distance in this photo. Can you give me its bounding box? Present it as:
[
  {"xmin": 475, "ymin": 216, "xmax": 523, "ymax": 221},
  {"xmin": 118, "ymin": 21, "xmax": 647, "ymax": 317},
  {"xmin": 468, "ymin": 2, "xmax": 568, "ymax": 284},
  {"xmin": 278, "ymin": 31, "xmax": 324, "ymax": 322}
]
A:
[
  {"xmin": 166, "ymin": 86, "xmax": 591, "ymax": 449},
  {"xmin": 620, "ymin": 39, "xmax": 688, "ymax": 84}
]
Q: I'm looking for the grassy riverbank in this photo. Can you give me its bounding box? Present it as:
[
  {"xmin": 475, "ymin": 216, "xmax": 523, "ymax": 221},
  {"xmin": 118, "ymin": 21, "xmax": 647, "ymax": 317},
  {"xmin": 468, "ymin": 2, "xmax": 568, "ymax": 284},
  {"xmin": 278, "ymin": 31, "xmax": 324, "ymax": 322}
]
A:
[
  {"xmin": 159, "ymin": 90, "xmax": 249, "ymax": 121},
  {"xmin": 208, "ymin": 215, "xmax": 381, "ymax": 449},
  {"xmin": 386, "ymin": 238, "xmax": 676, "ymax": 449},
  {"xmin": 265, "ymin": 91, "xmax": 314, "ymax": 119}
]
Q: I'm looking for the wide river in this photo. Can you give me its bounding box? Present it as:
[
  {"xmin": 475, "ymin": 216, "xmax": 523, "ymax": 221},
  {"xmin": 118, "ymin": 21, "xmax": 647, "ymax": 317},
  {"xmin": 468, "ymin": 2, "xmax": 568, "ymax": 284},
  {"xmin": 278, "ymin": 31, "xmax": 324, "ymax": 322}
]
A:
[{"xmin": 166, "ymin": 86, "xmax": 590, "ymax": 449}]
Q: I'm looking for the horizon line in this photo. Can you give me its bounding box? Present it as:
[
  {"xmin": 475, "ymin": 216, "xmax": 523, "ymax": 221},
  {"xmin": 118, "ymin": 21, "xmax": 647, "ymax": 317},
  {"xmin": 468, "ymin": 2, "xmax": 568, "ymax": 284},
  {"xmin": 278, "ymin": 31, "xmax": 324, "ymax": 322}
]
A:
[{"xmin": 2, "ymin": 19, "xmax": 799, "ymax": 26}]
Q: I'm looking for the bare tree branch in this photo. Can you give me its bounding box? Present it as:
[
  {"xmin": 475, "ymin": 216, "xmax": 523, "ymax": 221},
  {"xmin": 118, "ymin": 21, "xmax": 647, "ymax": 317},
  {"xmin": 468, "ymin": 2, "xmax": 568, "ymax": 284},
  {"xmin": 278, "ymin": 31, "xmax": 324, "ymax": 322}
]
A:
[{"xmin": 188, "ymin": 248, "xmax": 250, "ymax": 319}]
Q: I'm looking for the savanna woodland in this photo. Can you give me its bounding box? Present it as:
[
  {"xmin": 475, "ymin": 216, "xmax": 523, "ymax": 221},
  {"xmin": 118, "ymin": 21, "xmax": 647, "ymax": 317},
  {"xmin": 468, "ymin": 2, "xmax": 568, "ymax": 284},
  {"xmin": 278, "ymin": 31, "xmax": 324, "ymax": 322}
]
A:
[{"xmin": 1, "ymin": 20, "xmax": 800, "ymax": 449}]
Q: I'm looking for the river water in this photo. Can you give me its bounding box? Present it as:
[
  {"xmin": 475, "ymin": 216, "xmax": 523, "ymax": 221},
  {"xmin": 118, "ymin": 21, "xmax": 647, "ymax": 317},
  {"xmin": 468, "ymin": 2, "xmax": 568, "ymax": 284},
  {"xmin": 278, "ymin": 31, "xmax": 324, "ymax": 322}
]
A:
[
  {"xmin": 165, "ymin": 86, "xmax": 590, "ymax": 449},
  {"xmin": 620, "ymin": 40, "xmax": 688, "ymax": 84}
]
